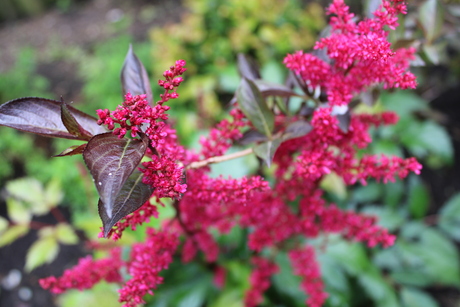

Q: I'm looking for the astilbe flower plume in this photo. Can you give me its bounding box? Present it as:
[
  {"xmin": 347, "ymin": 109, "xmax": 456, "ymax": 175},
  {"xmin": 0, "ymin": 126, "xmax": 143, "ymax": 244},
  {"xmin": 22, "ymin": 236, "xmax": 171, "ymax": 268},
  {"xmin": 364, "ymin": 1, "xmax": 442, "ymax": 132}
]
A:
[
  {"xmin": 39, "ymin": 248, "xmax": 123, "ymax": 293},
  {"xmin": 284, "ymin": 0, "xmax": 417, "ymax": 105},
  {"xmin": 118, "ymin": 228, "xmax": 180, "ymax": 307},
  {"xmin": 39, "ymin": 1, "xmax": 423, "ymax": 306}
]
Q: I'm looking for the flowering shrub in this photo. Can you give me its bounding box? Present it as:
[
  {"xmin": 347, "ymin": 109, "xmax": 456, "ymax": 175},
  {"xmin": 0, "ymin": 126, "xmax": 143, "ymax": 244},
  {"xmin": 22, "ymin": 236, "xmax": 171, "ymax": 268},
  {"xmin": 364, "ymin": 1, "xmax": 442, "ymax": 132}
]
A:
[{"xmin": 0, "ymin": 0, "xmax": 422, "ymax": 306}]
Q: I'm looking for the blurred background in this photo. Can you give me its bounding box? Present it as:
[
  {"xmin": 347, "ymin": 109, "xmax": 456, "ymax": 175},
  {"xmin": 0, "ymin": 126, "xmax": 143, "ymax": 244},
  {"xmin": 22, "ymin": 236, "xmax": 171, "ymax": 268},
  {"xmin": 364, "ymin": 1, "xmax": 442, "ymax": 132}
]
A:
[{"xmin": 0, "ymin": 0, "xmax": 460, "ymax": 306}]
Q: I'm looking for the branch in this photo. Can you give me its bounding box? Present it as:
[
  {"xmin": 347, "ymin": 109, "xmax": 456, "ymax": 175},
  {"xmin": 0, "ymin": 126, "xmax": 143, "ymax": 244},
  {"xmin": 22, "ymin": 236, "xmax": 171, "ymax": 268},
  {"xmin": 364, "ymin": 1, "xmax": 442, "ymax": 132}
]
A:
[{"xmin": 186, "ymin": 148, "xmax": 254, "ymax": 170}]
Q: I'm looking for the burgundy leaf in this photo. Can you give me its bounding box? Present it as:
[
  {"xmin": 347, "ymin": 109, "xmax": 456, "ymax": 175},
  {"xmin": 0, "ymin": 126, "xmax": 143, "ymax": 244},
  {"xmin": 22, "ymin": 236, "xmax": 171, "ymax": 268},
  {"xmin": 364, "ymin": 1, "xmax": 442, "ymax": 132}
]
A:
[
  {"xmin": 237, "ymin": 78, "xmax": 274, "ymax": 138},
  {"xmin": 253, "ymin": 79, "xmax": 301, "ymax": 98},
  {"xmin": 253, "ymin": 139, "xmax": 281, "ymax": 168},
  {"xmin": 83, "ymin": 133, "xmax": 148, "ymax": 221},
  {"xmin": 298, "ymin": 103, "xmax": 315, "ymax": 117},
  {"xmin": 99, "ymin": 170, "xmax": 154, "ymax": 237},
  {"xmin": 54, "ymin": 144, "xmax": 87, "ymax": 157},
  {"xmin": 61, "ymin": 101, "xmax": 92, "ymax": 140},
  {"xmin": 237, "ymin": 53, "xmax": 261, "ymax": 80},
  {"xmin": 282, "ymin": 120, "xmax": 313, "ymax": 141},
  {"xmin": 121, "ymin": 45, "xmax": 153, "ymax": 105},
  {"xmin": 238, "ymin": 129, "xmax": 269, "ymax": 146},
  {"xmin": 337, "ymin": 111, "xmax": 351, "ymax": 133},
  {"xmin": 0, "ymin": 97, "xmax": 107, "ymax": 140}
]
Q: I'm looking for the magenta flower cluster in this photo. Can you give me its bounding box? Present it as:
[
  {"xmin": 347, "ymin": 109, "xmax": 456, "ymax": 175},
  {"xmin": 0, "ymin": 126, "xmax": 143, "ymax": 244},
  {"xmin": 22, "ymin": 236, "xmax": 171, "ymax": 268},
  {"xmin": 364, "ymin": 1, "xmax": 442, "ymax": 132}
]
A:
[{"xmin": 40, "ymin": 1, "xmax": 423, "ymax": 306}]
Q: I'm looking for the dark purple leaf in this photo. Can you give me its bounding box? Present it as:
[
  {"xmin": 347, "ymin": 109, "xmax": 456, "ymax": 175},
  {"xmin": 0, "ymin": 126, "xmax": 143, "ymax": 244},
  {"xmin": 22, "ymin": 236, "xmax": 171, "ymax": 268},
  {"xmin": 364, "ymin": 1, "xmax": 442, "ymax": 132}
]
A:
[
  {"xmin": 392, "ymin": 39, "xmax": 417, "ymax": 50},
  {"xmin": 54, "ymin": 144, "xmax": 86, "ymax": 157},
  {"xmin": 121, "ymin": 45, "xmax": 153, "ymax": 105},
  {"xmin": 61, "ymin": 101, "xmax": 92, "ymax": 140},
  {"xmin": 253, "ymin": 79, "xmax": 301, "ymax": 98},
  {"xmin": 337, "ymin": 111, "xmax": 351, "ymax": 133},
  {"xmin": 253, "ymin": 139, "xmax": 281, "ymax": 168},
  {"xmin": 237, "ymin": 53, "xmax": 261, "ymax": 80},
  {"xmin": 282, "ymin": 120, "xmax": 313, "ymax": 141},
  {"xmin": 237, "ymin": 78, "xmax": 274, "ymax": 138},
  {"xmin": 99, "ymin": 170, "xmax": 154, "ymax": 237},
  {"xmin": 360, "ymin": 88, "xmax": 380, "ymax": 107},
  {"xmin": 298, "ymin": 103, "xmax": 315, "ymax": 117},
  {"xmin": 83, "ymin": 132, "xmax": 148, "ymax": 221},
  {"xmin": 0, "ymin": 97, "xmax": 107, "ymax": 139},
  {"xmin": 419, "ymin": 0, "xmax": 443, "ymax": 44},
  {"xmin": 238, "ymin": 129, "xmax": 269, "ymax": 146}
]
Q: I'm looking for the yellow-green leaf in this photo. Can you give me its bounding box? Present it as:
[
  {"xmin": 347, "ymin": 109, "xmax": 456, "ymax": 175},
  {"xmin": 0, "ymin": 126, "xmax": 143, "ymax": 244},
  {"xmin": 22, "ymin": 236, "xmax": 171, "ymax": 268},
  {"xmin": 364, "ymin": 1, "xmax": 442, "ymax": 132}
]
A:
[
  {"xmin": 44, "ymin": 178, "xmax": 64, "ymax": 209},
  {"xmin": 0, "ymin": 224, "xmax": 29, "ymax": 247},
  {"xmin": 38, "ymin": 226, "xmax": 56, "ymax": 238},
  {"xmin": 6, "ymin": 198, "xmax": 32, "ymax": 224},
  {"xmin": 0, "ymin": 216, "xmax": 8, "ymax": 233},
  {"xmin": 6, "ymin": 177, "xmax": 49, "ymax": 215},
  {"xmin": 56, "ymin": 223, "xmax": 79, "ymax": 245},
  {"xmin": 25, "ymin": 237, "xmax": 59, "ymax": 272}
]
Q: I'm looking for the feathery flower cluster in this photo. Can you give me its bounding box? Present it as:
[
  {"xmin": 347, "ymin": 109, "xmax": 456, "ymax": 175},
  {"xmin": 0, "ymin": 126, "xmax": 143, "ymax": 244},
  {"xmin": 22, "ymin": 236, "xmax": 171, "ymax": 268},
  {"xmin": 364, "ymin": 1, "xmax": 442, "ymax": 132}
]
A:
[
  {"xmin": 119, "ymin": 228, "xmax": 179, "ymax": 307},
  {"xmin": 244, "ymin": 257, "xmax": 279, "ymax": 307},
  {"xmin": 96, "ymin": 60, "xmax": 186, "ymax": 145},
  {"xmin": 284, "ymin": 0, "xmax": 417, "ymax": 105},
  {"xmin": 289, "ymin": 247, "xmax": 328, "ymax": 307},
  {"xmin": 39, "ymin": 248, "xmax": 123, "ymax": 293},
  {"xmin": 39, "ymin": 1, "xmax": 423, "ymax": 306}
]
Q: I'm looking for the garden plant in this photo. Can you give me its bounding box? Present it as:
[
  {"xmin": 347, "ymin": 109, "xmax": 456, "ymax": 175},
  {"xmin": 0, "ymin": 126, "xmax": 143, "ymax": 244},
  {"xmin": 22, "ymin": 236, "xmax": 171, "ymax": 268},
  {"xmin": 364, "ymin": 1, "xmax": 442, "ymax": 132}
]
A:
[{"xmin": 0, "ymin": 0, "xmax": 437, "ymax": 306}]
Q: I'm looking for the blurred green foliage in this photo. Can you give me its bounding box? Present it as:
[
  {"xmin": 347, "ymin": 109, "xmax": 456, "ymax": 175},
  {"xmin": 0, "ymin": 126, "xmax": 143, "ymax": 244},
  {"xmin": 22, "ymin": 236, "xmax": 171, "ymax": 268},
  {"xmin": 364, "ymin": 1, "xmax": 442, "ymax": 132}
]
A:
[
  {"xmin": 0, "ymin": 0, "xmax": 84, "ymax": 22},
  {"xmin": 150, "ymin": 0, "xmax": 325, "ymax": 122}
]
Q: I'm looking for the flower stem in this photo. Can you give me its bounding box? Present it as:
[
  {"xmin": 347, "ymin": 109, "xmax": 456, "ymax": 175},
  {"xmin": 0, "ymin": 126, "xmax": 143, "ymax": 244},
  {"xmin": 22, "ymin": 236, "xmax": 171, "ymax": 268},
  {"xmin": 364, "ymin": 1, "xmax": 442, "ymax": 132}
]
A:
[{"xmin": 186, "ymin": 148, "xmax": 254, "ymax": 169}]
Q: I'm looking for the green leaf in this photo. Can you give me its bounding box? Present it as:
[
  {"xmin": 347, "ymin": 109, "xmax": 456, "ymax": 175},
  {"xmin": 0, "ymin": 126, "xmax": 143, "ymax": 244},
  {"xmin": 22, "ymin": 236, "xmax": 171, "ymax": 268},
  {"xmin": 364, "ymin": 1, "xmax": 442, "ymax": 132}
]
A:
[
  {"xmin": 327, "ymin": 240, "xmax": 370, "ymax": 275},
  {"xmin": 272, "ymin": 252, "xmax": 305, "ymax": 301},
  {"xmin": 24, "ymin": 237, "xmax": 59, "ymax": 272},
  {"xmin": 44, "ymin": 178, "xmax": 64, "ymax": 209},
  {"xmin": 391, "ymin": 270, "xmax": 432, "ymax": 287},
  {"xmin": 0, "ymin": 216, "xmax": 8, "ymax": 233},
  {"xmin": 320, "ymin": 172, "xmax": 347, "ymax": 200},
  {"xmin": 439, "ymin": 193, "xmax": 460, "ymax": 240},
  {"xmin": 352, "ymin": 182, "xmax": 382, "ymax": 203},
  {"xmin": 380, "ymin": 91, "xmax": 427, "ymax": 117},
  {"xmin": 419, "ymin": 0, "xmax": 444, "ymax": 44},
  {"xmin": 358, "ymin": 267, "xmax": 398, "ymax": 305},
  {"xmin": 360, "ymin": 206, "xmax": 405, "ymax": 232},
  {"xmin": 58, "ymin": 281, "xmax": 120, "ymax": 307},
  {"xmin": 253, "ymin": 139, "xmax": 281, "ymax": 167},
  {"xmin": 0, "ymin": 224, "xmax": 29, "ymax": 247},
  {"xmin": 25, "ymin": 237, "xmax": 59, "ymax": 272},
  {"xmin": 400, "ymin": 287, "xmax": 439, "ymax": 307},
  {"xmin": 6, "ymin": 177, "xmax": 49, "ymax": 215},
  {"xmin": 383, "ymin": 179, "xmax": 404, "ymax": 208},
  {"xmin": 417, "ymin": 121, "xmax": 453, "ymax": 164},
  {"xmin": 237, "ymin": 78, "xmax": 274, "ymax": 137},
  {"xmin": 400, "ymin": 227, "xmax": 460, "ymax": 286},
  {"xmin": 210, "ymin": 290, "xmax": 244, "ymax": 307},
  {"xmin": 318, "ymin": 254, "xmax": 349, "ymax": 293},
  {"xmin": 6, "ymin": 198, "xmax": 32, "ymax": 224},
  {"xmin": 55, "ymin": 223, "xmax": 79, "ymax": 245},
  {"xmin": 177, "ymin": 278, "xmax": 209, "ymax": 307},
  {"xmin": 407, "ymin": 176, "xmax": 429, "ymax": 219}
]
